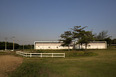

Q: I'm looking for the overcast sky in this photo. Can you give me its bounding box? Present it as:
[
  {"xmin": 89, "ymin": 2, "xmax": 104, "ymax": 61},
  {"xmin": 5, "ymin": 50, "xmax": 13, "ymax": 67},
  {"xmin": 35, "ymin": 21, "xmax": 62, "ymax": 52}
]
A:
[{"xmin": 0, "ymin": 0, "xmax": 116, "ymax": 45}]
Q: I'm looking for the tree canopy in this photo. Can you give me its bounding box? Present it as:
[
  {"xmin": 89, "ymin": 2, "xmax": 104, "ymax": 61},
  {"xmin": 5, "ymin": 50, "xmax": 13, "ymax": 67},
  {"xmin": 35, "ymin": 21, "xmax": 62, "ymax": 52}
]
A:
[{"xmin": 60, "ymin": 26, "xmax": 94, "ymax": 49}]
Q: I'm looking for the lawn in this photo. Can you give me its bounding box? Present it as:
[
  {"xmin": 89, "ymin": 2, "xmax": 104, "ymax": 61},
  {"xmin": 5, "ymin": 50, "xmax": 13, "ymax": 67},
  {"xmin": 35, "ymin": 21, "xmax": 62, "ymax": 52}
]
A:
[{"xmin": 9, "ymin": 49, "xmax": 116, "ymax": 77}]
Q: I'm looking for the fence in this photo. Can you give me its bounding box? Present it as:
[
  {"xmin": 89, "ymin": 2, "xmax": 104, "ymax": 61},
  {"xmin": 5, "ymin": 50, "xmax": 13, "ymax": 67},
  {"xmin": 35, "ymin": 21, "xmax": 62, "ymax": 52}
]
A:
[{"xmin": 16, "ymin": 51, "xmax": 65, "ymax": 58}]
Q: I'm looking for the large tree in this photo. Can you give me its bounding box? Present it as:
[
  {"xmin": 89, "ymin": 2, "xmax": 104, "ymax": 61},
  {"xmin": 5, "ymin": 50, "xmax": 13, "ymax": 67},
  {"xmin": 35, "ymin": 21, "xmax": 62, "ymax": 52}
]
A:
[
  {"xmin": 78, "ymin": 31, "xmax": 94, "ymax": 49},
  {"xmin": 95, "ymin": 30, "xmax": 110, "ymax": 40},
  {"xmin": 60, "ymin": 26, "xmax": 94, "ymax": 49},
  {"xmin": 71, "ymin": 26, "xmax": 94, "ymax": 49},
  {"xmin": 60, "ymin": 31, "xmax": 73, "ymax": 50},
  {"xmin": 94, "ymin": 30, "xmax": 112, "ymax": 46}
]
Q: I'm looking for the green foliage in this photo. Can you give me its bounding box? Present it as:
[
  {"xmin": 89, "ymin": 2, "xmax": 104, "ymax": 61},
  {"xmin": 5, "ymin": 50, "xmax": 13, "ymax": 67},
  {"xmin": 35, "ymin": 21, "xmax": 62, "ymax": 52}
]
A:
[
  {"xmin": 66, "ymin": 51, "xmax": 97, "ymax": 57},
  {"xmin": 0, "ymin": 42, "xmax": 20, "ymax": 49},
  {"xmin": 0, "ymin": 41, "xmax": 34, "ymax": 50},
  {"xmin": 94, "ymin": 30, "xmax": 112, "ymax": 46},
  {"xmin": 35, "ymin": 50, "xmax": 97, "ymax": 57},
  {"xmin": 37, "ymin": 50, "xmax": 46, "ymax": 53},
  {"xmin": 71, "ymin": 26, "xmax": 87, "ymax": 39},
  {"xmin": 60, "ymin": 26, "xmax": 95, "ymax": 49},
  {"xmin": 60, "ymin": 31, "xmax": 73, "ymax": 48},
  {"xmin": 95, "ymin": 30, "xmax": 110, "ymax": 40}
]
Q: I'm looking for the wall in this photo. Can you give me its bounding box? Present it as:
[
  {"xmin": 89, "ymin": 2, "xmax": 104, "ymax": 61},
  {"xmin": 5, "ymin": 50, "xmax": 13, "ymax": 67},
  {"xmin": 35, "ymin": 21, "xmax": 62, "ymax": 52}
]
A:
[
  {"xmin": 34, "ymin": 41, "xmax": 107, "ymax": 50},
  {"xmin": 75, "ymin": 42, "xmax": 107, "ymax": 49},
  {"xmin": 35, "ymin": 42, "xmax": 73, "ymax": 49}
]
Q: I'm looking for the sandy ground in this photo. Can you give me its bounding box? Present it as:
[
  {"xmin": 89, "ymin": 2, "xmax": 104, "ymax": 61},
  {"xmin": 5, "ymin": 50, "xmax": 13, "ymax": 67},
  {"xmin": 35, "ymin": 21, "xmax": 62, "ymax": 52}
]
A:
[{"xmin": 0, "ymin": 55, "xmax": 23, "ymax": 77}]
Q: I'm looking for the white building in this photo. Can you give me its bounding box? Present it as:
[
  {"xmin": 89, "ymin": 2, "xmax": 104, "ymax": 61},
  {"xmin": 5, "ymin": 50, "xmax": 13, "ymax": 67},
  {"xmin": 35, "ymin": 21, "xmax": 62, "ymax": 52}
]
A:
[
  {"xmin": 75, "ymin": 41, "xmax": 107, "ymax": 49},
  {"xmin": 34, "ymin": 41, "xmax": 73, "ymax": 50},
  {"xmin": 34, "ymin": 41, "xmax": 107, "ymax": 50}
]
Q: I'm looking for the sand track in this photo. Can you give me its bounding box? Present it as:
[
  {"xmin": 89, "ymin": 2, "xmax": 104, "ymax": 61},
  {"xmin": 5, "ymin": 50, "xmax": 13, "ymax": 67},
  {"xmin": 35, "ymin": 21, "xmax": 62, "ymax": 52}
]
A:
[{"xmin": 0, "ymin": 55, "xmax": 23, "ymax": 77}]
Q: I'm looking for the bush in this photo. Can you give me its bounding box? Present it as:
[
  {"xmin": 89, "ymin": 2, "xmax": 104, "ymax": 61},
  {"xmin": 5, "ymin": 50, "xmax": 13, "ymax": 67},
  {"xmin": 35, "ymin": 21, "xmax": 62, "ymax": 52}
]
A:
[
  {"xmin": 66, "ymin": 51, "xmax": 97, "ymax": 57},
  {"xmin": 34, "ymin": 50, "xmax": 97, "ymax": 57}
]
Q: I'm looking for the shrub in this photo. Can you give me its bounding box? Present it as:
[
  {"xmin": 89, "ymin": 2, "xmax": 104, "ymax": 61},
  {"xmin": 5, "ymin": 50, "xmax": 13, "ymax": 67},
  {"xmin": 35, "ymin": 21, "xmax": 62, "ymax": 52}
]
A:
[{"xmin": 66, "ymin": 51, "xmax": 97, "ymax": 57}]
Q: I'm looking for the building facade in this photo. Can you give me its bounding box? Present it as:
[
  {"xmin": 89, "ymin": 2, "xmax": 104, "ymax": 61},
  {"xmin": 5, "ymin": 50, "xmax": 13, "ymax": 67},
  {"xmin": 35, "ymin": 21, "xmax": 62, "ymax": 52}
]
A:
[
  {"xmin": 75, "ymin": 41, "xmax": 107, "ymax": 49},
  {"xmin": 34, "ymin": 41, "xmax": 107, "ymax": 50},
  {"xmin": 34, "ymin": 41, "xmax": 73, "ymax": 49}
]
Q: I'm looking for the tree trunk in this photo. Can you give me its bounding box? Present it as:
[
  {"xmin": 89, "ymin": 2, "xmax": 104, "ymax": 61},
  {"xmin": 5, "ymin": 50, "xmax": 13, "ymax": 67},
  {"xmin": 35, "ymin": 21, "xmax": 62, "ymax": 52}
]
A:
[
  {"xmin": 80, "ymin": 43, "xmax": 82, "ymax": 49},
  {"xmin": 85, "ymin": 43, "xmax": 87, "ymax": 50},
  {"xmin": 68, "ymin": 45, "xmax": 70, "ymax": 51}
]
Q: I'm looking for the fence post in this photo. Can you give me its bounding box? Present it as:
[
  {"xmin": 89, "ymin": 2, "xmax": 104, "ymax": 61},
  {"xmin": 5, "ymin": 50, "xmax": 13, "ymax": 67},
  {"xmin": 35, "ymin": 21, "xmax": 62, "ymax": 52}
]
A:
[
  {"xmin": 52, "ymin": 53, "xmax": 53, "ymax": 57},
  {"xmin": 64, "ymin": 53, "xmax": 65, "ymax": 58},
  {"xmin": 30, "ymin": 53, "xmax": 32, "ymax": 57},
  {"xmin": 26, "ymin": 53, "xmax": 27, "ymax": 57},
  {"xmin": 40, "ymin": 53, "xmax": 42, "ymax": 57}
]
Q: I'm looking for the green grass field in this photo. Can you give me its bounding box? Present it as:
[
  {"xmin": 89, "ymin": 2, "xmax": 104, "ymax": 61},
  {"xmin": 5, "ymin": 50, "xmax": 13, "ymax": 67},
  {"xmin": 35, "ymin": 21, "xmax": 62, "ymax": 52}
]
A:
[{"xmin": 9, "ymin": 49, "xmax": 116, "ymax": 77}]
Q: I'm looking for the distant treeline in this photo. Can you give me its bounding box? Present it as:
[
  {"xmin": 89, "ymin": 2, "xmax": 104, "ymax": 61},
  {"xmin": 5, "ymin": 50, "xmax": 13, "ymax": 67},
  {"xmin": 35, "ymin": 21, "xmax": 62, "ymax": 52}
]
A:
[
  {"xmin": 0, "ymin": 38, "xmax": 116, "ymax": 50},
  {"xmin": 0, "ymin": 42, "xmax": 34, "ymax": 50}
]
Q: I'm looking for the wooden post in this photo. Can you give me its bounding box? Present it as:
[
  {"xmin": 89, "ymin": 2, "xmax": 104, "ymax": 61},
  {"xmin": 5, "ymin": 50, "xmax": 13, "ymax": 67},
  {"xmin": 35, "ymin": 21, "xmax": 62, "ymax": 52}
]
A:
[
  {"xmin": 5, "ymin": 37, "xmax": 7, "ymax": 51},
  {"xmin": 5, "ymin": 41, "xmax": 7, "ymax": 51},
  {"xmin": 52, "ymin": 53, "xmax": 53, "ymax": 57},
  {"xmin": 26, "ymin": 53, "xmax": 27, "ymax": 57},
  {"xmin": 30, "ymin": 53, "xmax": 32, "ymax": 57},
  {"xmin": 40, "ymin": 53, "xmax": 42, "ymax": 57},
  {"xmin": 12, "ymin": 36, "xmax": 15, "ymax": 51},
  {"xmin": 63, "ymin": 53, "xmax": 65, "ymax": 58}
]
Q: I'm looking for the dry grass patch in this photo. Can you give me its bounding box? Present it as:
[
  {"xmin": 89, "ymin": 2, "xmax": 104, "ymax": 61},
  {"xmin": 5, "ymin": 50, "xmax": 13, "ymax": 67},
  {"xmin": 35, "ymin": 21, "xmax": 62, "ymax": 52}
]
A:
[{"xmin": 0, "ymin": 55, "xmax": 23, "ymax": 77}]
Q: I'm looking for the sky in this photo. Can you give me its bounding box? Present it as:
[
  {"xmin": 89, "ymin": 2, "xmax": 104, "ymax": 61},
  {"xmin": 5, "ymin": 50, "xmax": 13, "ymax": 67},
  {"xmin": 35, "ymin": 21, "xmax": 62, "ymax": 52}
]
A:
[{"xmin": 0, "ymin": 0, "xmax": 116, "ymax": 45}]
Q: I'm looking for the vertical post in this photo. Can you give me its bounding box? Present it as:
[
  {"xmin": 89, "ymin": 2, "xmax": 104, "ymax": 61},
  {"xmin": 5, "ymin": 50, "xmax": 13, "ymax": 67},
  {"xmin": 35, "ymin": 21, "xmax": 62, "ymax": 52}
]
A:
[
  {"xmin": 64, "ymin": 53, "xmax": 65, "ymax": 58},
  {"xmin": 30, "ymin": 53, "xmax": 32, "ymax": 57},
  {"xmin": 52, "ymin": 53, "xmax": 53, "ymax": 57},
  {"xmin": 40, "ymin": 53, "xmax": 42, "ymax": 57},
  {"xmin": 5, "ymin": 41, "xmax": 7, "ymax": 51},
  {"xmin": 23, "ymin": 44, "xmax": 24, "ymax": 51},
  {"xmin": 68, "ymin": 44, "xmax": 71, "ymax": 51},
  {"xmin": 25, "ymin": 53, "xmax": 27, "ymax": 57},
  {"xmin": 5, "ymin": 37, "xmax": 7, "ymax": 51},
  {"xmin": 30, "ymin": 44, "xmax": 33, "ymax": 52},
  {"xmin": 13, "ymin": 40, "xmax": 14, "ymax": 51},
  {"xmin": 12, "ymin": 36, "xmax": 15, "ymax": 51}
]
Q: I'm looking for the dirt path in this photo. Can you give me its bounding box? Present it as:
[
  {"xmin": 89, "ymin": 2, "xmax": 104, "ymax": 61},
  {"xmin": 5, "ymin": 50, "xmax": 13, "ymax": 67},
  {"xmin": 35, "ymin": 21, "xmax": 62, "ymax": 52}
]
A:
[{"xmin": 0, "ymin": 55, "xmax": 23, "ymax": 77}]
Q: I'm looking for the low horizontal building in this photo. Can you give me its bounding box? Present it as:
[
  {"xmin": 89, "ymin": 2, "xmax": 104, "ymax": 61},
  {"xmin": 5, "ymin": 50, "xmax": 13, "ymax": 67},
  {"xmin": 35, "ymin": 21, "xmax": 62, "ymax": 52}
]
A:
[
  {"xmin": 34, "ymin": 41, "xmax": 73, "ymax": 50},
  {"xmin": 75, "ymin": 41, "xmax": 107, "ymax": 49},
  {"xmin": 34, "ymin": 41, "xmax": 107, "ymax": 50}
]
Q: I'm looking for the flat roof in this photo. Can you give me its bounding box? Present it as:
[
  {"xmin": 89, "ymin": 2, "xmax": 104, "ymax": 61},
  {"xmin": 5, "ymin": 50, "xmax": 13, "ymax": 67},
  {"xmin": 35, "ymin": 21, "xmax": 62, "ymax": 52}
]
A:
[
  {"xmin": 34, "ymin": 41, "xmax": 62, "ymax": 43},
  {"xmin": 34, "ymin": 41, "xmax": 106, "ymax": 44}
]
